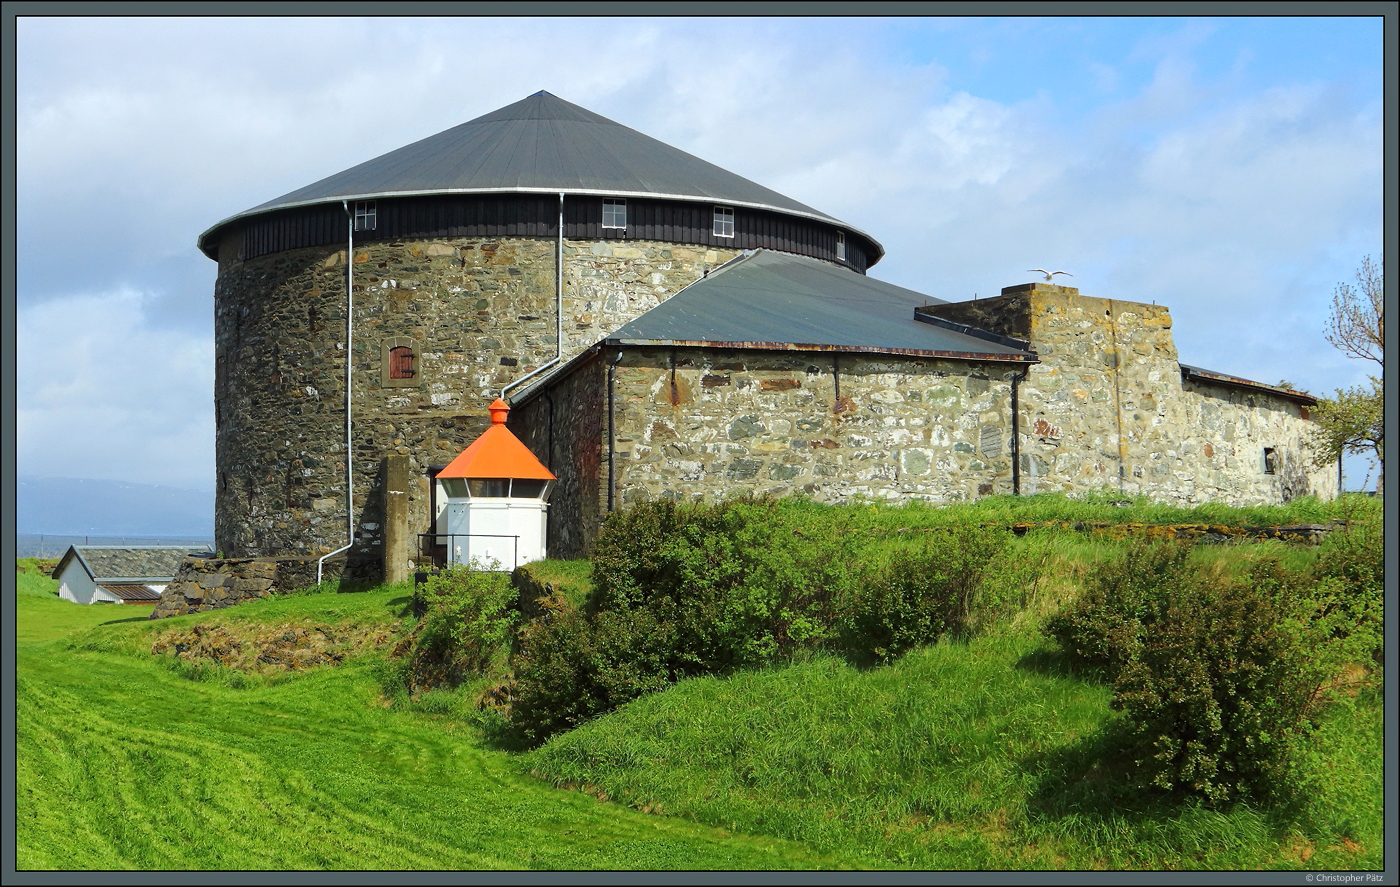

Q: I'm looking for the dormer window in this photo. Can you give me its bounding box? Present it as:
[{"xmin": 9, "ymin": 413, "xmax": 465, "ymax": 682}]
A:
[
  {"xmin": 602, "ymin": 198, "xmax": 627, "ymax": 229},
  {"xmin": 836, "ymin": 231, "xmax": 846, "ymax": 261},
  {"xmin": 713, "ymin": 206, "xmax": 735, "ymax": 238},
  {"xmin": 354, "ymin": 201, "xmax": 377, "ymax": 232}
]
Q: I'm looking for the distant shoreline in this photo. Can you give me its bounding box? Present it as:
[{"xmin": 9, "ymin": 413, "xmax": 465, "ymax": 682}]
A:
[{"xmin": 16, "ymin": 534, "xmax": 215, "ymax": 559}]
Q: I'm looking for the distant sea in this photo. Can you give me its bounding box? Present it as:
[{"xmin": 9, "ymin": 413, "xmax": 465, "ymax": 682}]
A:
[{"xmin": 16, "ymin": 534, "xmax": 215, "ymax": 559}]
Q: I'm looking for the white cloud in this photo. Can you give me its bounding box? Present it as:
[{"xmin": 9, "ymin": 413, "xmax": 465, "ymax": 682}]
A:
[
  {"xmin": 13, "ymin": 16, "xmax": 1383, "ymax": 499},
  {"xmin": 16, "ymin": 288, "xmax": 214, "ymax": 490}
]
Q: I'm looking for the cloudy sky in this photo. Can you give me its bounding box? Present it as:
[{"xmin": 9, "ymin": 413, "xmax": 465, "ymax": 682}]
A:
[{"xmin": 13, "ymin": 14, "xmax": 1387, "ymax": 496}]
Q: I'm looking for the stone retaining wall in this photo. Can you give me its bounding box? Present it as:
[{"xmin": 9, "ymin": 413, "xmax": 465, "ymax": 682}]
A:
[{"xmin": 148, "ymin": 554, "xmax": 376, "ymax": 619}]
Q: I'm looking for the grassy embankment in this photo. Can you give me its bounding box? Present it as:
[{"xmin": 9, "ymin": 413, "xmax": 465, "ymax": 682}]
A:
[
  {"xmin": 15, "ymin": 493, "xmax": 1384, "ymax": 870},
  {"xmin": 15, "ymin": 565, "xmax": 842, "ymax": 870}
]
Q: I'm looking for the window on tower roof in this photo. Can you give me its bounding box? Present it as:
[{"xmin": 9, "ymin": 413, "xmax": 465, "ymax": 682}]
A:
[
  {"xmin": 354, "ymin": 201, "xmax": 377, "ymax": 232},
  {"xmin": 836, "ymin": 231, "xmax": 846, "ymax": 262},
  {"xmin": 602, "ymin": 198, "xmax": 627, "ymax": 229},
  {"xmin": 713, "ymin": 206, "xmax": 735, "ymax": 238}
]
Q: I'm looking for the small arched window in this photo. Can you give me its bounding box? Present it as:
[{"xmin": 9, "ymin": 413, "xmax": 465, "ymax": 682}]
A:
[{"xmin": 389, "ymin": 346, "xmax": 415, "ymax": 380}]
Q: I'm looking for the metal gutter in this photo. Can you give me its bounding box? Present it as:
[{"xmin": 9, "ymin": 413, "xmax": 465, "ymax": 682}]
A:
[
  {"xmin": 197, "ymin": 189, "xmax": 883, "ymax": 262},
  {"xmin": 601, "ymin": 338, "xmax": 1040, "ymax": 363}
]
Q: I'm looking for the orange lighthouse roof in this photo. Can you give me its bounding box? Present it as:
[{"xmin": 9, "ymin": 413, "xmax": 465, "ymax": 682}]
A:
[{"xmin": 437, "ymin": 399, "xmax": 557, "ymax": 481}]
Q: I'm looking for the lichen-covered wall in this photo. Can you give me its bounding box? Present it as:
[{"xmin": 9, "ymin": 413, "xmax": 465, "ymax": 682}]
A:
[
  {"xmin": 606, "ymin": 347, "xmax": 1025, "ymax": 506},
  {"xmin": 921, "ymin": 283, "xmax": 1334, "ymax": 504},
  {"xmin": 508, "ymin": 350, "xmax": 607, "ymax": 560},
  {"xmin": 213, "ymin": 233, "xmax": 738, "ymax": 568}
]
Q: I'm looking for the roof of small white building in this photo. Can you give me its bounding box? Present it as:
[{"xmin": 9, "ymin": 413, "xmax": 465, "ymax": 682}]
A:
[{"xmin": 54, "ymin": 545, "xmax": 210, "ymax": 584}]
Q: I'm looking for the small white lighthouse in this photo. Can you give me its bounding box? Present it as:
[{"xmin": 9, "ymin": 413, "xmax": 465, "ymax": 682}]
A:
[{"xmin": 434, "ymin": 398, "xmax": 556, "ymax": 570}]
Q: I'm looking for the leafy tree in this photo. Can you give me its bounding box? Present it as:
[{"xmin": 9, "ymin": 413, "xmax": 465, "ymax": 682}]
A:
[{"xmin": 1312, "ymin": 257, "xmax": 1384, "ymax": 494}]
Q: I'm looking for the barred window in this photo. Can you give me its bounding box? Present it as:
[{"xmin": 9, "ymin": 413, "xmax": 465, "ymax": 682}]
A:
[
  {"xmin": 713, "ymin": 206, "xmax": 735, "ymax": 238},
  {"xmin": 602, "ymin": 198, "xmax": 627, "ymax": 229}
]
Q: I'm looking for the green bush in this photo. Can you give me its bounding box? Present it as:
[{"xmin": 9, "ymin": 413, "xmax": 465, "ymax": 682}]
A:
[
  {"xmin": 1109, "ymin": 557, "xmax": 1342, "ymax": 804},
  {"xmin": 509, "ymin": 600, "xmax": 676, "ymax": 747},
  {"xmin": 1311, "ymin": 519, "xmax": 1384, "ymax": 666},
  {"xmin": 589, "ymin": 497, "xmax": 862, "ymax": 670},
  {"xmin": 837, "ymin": 520, "xmax": 1010, "ymax": 663},
  {"xmin": 1043, "ymin": 539, "xmax": 1196, "ymax": 678},
  {"xmin": 408, "ymin": 565, "xmax": 518, "ymax": 690},
  {"xmin": 1046, "ymin": 539, "xmax": 1376, "ymax": 804},
  {"xmin": 510, "ymin": 499, "xmax": 1028, "ymax": 745}
]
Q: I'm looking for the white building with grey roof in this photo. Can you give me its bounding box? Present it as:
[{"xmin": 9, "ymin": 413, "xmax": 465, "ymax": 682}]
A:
[{"xmin": 54, "ymin": 546, "xmax": 212, "ymax": 605}]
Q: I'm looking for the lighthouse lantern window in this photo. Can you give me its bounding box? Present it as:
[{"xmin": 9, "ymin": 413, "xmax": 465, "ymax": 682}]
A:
[
  {"xmin": 441, "ymin": 478, "xmax": 468, "ymax": 498},
  {"xmin": 512, "ymin": 479, "xmax": 549, "ymax": 499},
  {"xmin": 468, "ymin": 478, "xmax": 511, "ymax": 498}
]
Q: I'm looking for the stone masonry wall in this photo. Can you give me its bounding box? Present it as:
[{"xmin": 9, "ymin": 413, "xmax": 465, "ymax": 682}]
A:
[
  {"xmin": 508, "ymin": 350, "xmax": 607, "ymax": 560},
  {"xmin": 608, "ymin": 347, "xmax": 1025, "ymax": 509},
  {"xmin": 149, "ymin": 554, "xmax": 377, "ymax": 620},
  {"xmin": 213, "ymin": 232, "xmax": 739, "ymax": 569},
  {"xmin": 925, "ymin": 283, "xmax": 1335, "ymax": 504}
]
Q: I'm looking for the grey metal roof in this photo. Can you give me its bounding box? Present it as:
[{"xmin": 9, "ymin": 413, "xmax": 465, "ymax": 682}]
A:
[
  {"xmin": 199, "ymin": 91, "xmax": 882, "ymax": 258},
  {"xmin": 1180, "ymin": 364, "xmax": 1317, "ymax": 405},
  {"xmin": 605, "ymin": 250, "xmax": 1036, "ymax": 361},
  {"xmin": 56, "ymin": 546, "xmax": 210, "ymax": 583}
]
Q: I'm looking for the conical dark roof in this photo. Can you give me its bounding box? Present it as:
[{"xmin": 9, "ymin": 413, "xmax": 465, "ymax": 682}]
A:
[{"xmin": 199, "ymin": 91, "xmax": 880, "ymax": 255}]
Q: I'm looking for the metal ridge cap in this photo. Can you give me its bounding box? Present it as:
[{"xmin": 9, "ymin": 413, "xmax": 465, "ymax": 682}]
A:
[
  {"xmin": 505, "ymin": 344, "xmax": 603, "ymax": 407},
  {"xmin": 91, "ymin": 576, "xmax": 179, "ymax": 584},
  {"xmin": 197, "ymin": 188, "xmax": 884, "ymax": 258},
  {"xmin": 601, "ymin": 337, "xmax": 1041, "ymax": 361},
  {"xmin": 911, "ymin": 308, "xmax": 1035, "ymax": 352},
  {"xmin": 1180, "ymin": 364, "xmax": 1318, "ymax": 404}
]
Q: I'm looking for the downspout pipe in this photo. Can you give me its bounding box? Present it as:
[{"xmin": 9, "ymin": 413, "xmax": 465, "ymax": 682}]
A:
[
  {"xmin": 1010, "ymin": 364, "xmax": 1030, "ymax": 495},
  {"xmin": 501, "ymin": 191, "xmax": 566, "ymax": 400},
  {"xmin": 608, "ymin": 349, "xmax": 623, "ymax": 511},
  {"xmin": 318, "ymin": 201, "xmax": 356, "ymax": 585}
]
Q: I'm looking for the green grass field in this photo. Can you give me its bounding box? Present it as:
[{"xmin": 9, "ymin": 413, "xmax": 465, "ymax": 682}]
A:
[
  {"xmin": 13, "ymin": 495, "xmax": 1386, "ymax": 871},
  {"xmin": 15, "ymin": 574, "xmax": 845, "ymax": 870}
]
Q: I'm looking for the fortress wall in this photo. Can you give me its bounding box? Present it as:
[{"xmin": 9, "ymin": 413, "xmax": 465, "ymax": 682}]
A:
[{"xmin": 212, "ymin": 234, "xmax": 736, "ymax": 567}]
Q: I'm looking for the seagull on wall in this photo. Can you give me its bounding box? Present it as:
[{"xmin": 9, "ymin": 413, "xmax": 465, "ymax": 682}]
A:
[{"xmin": 1028, "ymin": 269, "xmax": 1073, "ymax": 282}]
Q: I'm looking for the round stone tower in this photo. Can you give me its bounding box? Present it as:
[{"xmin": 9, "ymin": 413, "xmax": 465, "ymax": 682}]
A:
[{"xmin": 198, "ymin": 91, "xmax": 883, "ymax": 577}]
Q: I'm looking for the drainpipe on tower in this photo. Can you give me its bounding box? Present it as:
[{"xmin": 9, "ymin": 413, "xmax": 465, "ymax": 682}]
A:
[
  {"xmin": 501, "ymin": 192, "xmax": 566, "ymax": 401},
  {"xmin": 318, "ymin": 200, "xmax": 356, "ymax": 585},
  {"xmin": 608, "ymin": 349, "xmax": 624, "ymax": 511},
  {"xmin": 1010, "ymin": 364, "xmax": 1030, "ymax": 495}
]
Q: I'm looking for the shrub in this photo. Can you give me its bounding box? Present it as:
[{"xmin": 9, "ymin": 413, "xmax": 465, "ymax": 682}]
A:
[
  {"xmin": 510, "ymin": 497, "xmax": 867, "ymax": 745},
  {"xmin": 1043, "ymin": 539, "xmax": 1196, "ymax": 678},
  {"xmin": 509, "ymin": 600, "xmax": 684, "ymax": 747},
  {"xmin": 1311, "ymin": 519, "xmax": 1384, "ymax": 666},
  {"xmin": 407, "ymin": 564, "xmax": 518, "ymax": 689},
  {"xmin": 837, "ymin": 520, "xmax": 1010, "ymax": 663},
  {"xmin": 589, "ymin": 497, "xmax": 861, "ymax": 670},
  {"xmin": 1047, "ymin": 541, "xmax": 1373, "ymax": 805},
  {"xmin": 1109, "ymin": 557, "xmax": 1342, "ymax": 804}
]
